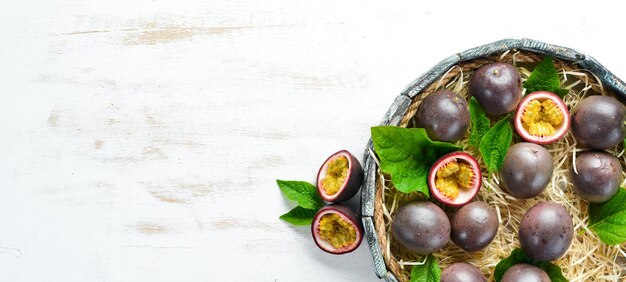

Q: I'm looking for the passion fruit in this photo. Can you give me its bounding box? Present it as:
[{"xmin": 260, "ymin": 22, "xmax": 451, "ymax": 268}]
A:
[
  {"xmin": 500, "ymin": 142, "xmax": 553, "ymax": 199},
  {"xmin": 428, "ymin": 152, "xmax": 482, "ymax": 206},
  {"xmin": 311, "ymin": 204, "xmax": 363, "ymax": 255},
  {"xmin": 451, "ymin": 201, "xmax": 498, "ymax": 252},
  {"xmin": 501, "ymin": 264, "xmax": 550, "ymax": 282},
  {"xmin": 391, "ymin": 201, "xmax": 450, "ymax": 254},
  {"xmin": 415, "ymin": 90, "xmax": 470, "ymax": 142},
  {"xmin": 468, "ymin": 62, "xmax": 522, "ymax": 116},
  {"xmin": 571, "ymin": 95, "xmax": 626, "ymax": 149},
  {"xmin": 316, "ymin": 150, "xmax": 364, "ymax": 203},
  {"xmin": 570, "ymin": 151, "xmax": 623, "ymax": 203},
  {"xmin": 519, "ymin": 202, "xmax": 573, "ymax": 261},
  {"xmin": 514, "ymin": 91, "xmax": 570, "ymax": 145},
  {"xmin": 441, "ymin": 262, "xmax": 487, "ymax": 282}
]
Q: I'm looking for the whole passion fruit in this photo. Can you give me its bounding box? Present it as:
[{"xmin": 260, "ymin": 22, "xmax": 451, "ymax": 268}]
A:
[
  {"xmin": 571, "ymin": 95, "xmax": 626, "ymax": 149},
  {"xmin": 311, "ymin": 204, "xmax": 363, "ymax": 254},
  {"xmin": 519, "ymin": 202, "xmax": 573, "ymax": 261},
  {"xmin": 501, "ymin": 264, "xmax": 550, "ymax": 282},
  {"xmin": 316, "ymin": 150, "xmax": 364, "ymax": 203},
  {"xmin": 451, "ymin": 201, "xmax": 498, "ymax": 252},
  {"xmin": 514, "ymin": 91, "xmax": 570, "ymax": 145},
  {"xmin": 500, "ymin": 142, "xmax": 553, "ymax": 199},
  {"xmin": 570, "ymin": 151, "xmax": 623, "ymax": 203},
  {"xmin": 468, "ymin": 62, "xmax": 522, "ymax": 116},
  {"xmin": 441, "ymin": 262, "xmax": 487, "ymax": 282},
  {"xmin": 415, "ymin": 90, "xmax": 470, "ymax": 142},
  {"xmin": 391, "ymin": 201, "xmax": 450, "ymax": 254},
  {"xmin": 428, "ymin": 152, "xmax": 482, "ymax": 206}
]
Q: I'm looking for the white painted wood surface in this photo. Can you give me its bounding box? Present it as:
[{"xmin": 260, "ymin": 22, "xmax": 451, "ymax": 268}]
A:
[{"xmin": 1, "ymin": 1, "xmax": 625, "ymax": 281}]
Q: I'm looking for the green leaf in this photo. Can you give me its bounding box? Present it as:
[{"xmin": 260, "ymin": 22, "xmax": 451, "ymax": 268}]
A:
[
  {"xmin": 588, "ymin": 188, "xmax": 626, "ymax": 245},
  {"xmin": 279, "ymin": 206, "xmax": 318, "ymax": 226},
  {"xmin": 479, "ymin": 117, "xmax": 513, "ymax": 172},
  {"xmin": 409, "ymin": 254, "xmax": 440, "ymax": 282},
  {"xmin": 523, "ymin": 56, "xmax": 569, "ymax": 97},
  {"xmin": 494, "ymin": 248, "xmax": 568, "ymax": 282},
  {"xmin": 371, "ymin": 126, "xmax": 461, "ymax": 195},
  {"xmin": 469, "ymin": 97, "xmax": 491, "ymax": 148},
  {"xmin": 276, "ymin": 180, "xmax": 323, "ymax": 210}
]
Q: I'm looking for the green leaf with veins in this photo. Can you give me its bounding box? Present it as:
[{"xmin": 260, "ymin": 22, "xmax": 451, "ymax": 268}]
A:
[
  {"xmin": 409, "ymin": 254, "xmax": 440, "ymax": 282},
  {"xmin": 469, "ymin": 97, "xmax": 491, "ymax": 148},
  {"xmin": 279, "ymin": 206, "xmax": 318, "ymax": 226},
  {"xmin": 588, "ymin": 188, "xmax": 626, "ymax": 245},
  {"xmin": 494, "ymin": 248, "xmax": 568, "ymax": 282},
  {"xmin": 479, "ymin": 116, "xmax": 513, "ymax": 173},
  {"xmin": 276, "ymin": 180, "xmax": 323, "ymax": 210},
  {"xmin": 523, "ymin": 56, "xmax": 569, "ymax": 97},
  {"xmin": 371, "ymin": 126, "xmax": 460, "ymax": 196}
]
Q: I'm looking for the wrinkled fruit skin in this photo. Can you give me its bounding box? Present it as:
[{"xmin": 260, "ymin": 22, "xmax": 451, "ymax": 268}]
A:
[
  {"xmin": 416, "ymin": 90, "xmax": 470, "ymax": 142},
  {"xmin": 441, "ymin": 262, "xmax": 487, "ymax": 282},
  {"xmin": 571, "ymin": 95, "xmax": 626, "ymax": 149},
  {"xmin": 311, "ymin": 204, "xmax": 363, "ymax": 255},
  {"xmin": 451, "ymin": 201, "xmax": 498, "ymax": 252},
  {"xmin": 468, "ymin": 62, "xmax": 522, "ymax": 116},
  {"xmin": 391, "ymin": 201, "xmax": 450, "ymax": 254},
  {"xmin": 500, "ymin": 142, "xmax": 553, "ymax": 199},
  {"xmin": 519, "ymin": 202, "xmax": 573, "ymax": 261},
  {"xmin": 502, "ymin": 264, "xmax": 550, "ymax": 282},
  {"xmin": 316, "ymin": 150, "xmax": 364, "ymax": 203},
  {"xmin": 570, "ymin": 151, "xmax": 622, "ymax": 203}
]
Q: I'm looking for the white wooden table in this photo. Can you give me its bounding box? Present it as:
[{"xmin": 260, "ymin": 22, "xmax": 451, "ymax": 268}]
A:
[{"xmin": 1, "ymin": 1, "xmax": 625, "ymax": 281}]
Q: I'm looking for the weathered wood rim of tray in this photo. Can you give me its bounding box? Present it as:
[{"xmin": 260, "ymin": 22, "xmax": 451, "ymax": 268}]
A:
[{"xmin": 360, "ymin": 38, "xmax": 626, "ymax": 282}]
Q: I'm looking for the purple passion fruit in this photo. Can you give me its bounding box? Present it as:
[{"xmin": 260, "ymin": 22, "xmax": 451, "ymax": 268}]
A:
[
  {"xmin": 571, "ymin": 95, "xmax": 626, "ymax": 149},
  {"xmin": 415, "ymin": 90, "xmax": 470, "ymax": 142},
  {"xmin": 451, "ymin": 201, "xmax": 498, "ymax": 252},
  {"xmin": 519, "ymin": 202, "xmax": 573, "ymax": 261},
  {"xmin": 500, "ymin": 142, "xmax": 553, "ymax": 199},
  {"xmin": 441, "ymin": 262, "xmax": 487, "ymax": 282},
  {"xmin": 501, "ymin": 264, "xmax": 550, "ymax": 282},
  {"xmin": 311, "ymin": 204, "xmax": 363, "ymax": 255},
  {"xmin": 468, "ymin": 62, "xmax": 522, "ymax": 116},
  {"xmin": 391, "ymin": 201, "xmax": 450, "ymax": 254},
  {"xmin": 428, "ymin": 152, "xmax": 482, "ymax": 207},
  {"xmin": 570, "ymin": 151, "xmax": 622, "ymax": 203},
  {"xmin": 316, "ymin": 150, "xmax": 364, "ymax": 203},
  {"xmin": 514, "ymin": 91, "xmax": 570, "ymax": 145}
]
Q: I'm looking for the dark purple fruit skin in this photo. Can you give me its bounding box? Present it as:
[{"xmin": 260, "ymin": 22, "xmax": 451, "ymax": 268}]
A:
[
  {"xmin": 441, "ymin": 262, "xmax": 487, "ymax": 282},
  {"xmin": 416, "ymin": 90, "xmax": 470, "ymax": 142},
  {"xmin": 391, "ymin": 201, "xmax": 450, "ymax": 254},
  {"xmin": 468, "ymin": 62, "xmax": 522, "ymax": 116},
  {"xmin": 500, "ymin": 143, "xmax": 553, "ymax": 199},
  {"xmin": 570, "ymin": 151, "xmax": 622, "ymax": 203},
  {"xmin": 571, "ymin": 95, "xmax": 626, "ymax": 149},
  {"xmin": 519, "ymin": 202, "xmax": 573, "ymax": 261},
  {"xmin": 451, "ymin": 201, "xmax": 498, "ymax": 252},
  {"xmin": 311, "ymin": 204, "xmax": 363, "ymax": 255},
  {"xmin": 316, "ymin": 150, "xmax": 364, "ymax": 203},
  {"xmin": 501, "ymin": 264, "xmax": 550, "ymax": 282}
]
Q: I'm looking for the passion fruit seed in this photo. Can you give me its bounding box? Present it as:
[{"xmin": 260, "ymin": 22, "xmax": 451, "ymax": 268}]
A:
[
  {"xmin": 441, "ymin": 262, "xmax": 487, "ymax": 282},
  {"xmin": 502, "ymin": 264, "xmax": 550, "ymax": 282},
  {"xmin": 318, "ymin": 213, "xmax": 356, "ymax": 249},
  {"xmin": 321, "ymin": 156, "xmax": 348, "ymax": 195},
  {"xmin": 435, "ymin": 161, "xmax": 475, "ymax": 200},
  {"xmin": 391, "ymin": 201, "xmax": 450, "ymax": 254},
  {"xmin": 521, "ymin": 99, "xmax": 564, "ymax": 137}
]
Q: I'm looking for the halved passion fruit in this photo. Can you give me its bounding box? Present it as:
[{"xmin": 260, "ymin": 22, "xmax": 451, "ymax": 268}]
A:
[
  {"xmin": 514, "ymin": 91, "xmax": 570, "ymax": 145},
  {"xmin": 311, "ymin": 204, "xmax": 363, "ymax": 255},
  {"xmin": 428, "ymin": 152, "xmax": 482, "ymax": 206},
  {"xmin": 316, "ymin": 150, "xmax": 364, "ymax": 203}
]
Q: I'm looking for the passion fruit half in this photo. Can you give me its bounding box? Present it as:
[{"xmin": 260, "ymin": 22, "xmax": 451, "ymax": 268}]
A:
[
  {"xmin": 316, "ymin": 150, "xmax": 364, "ymax": 203},
  {"xmin": 428, "ymin": 152, "xmax": 482, "ymax": 206},
  {"xmin": 514, "ymin": 91, "xmax": 570, "ymax": 145},
  {"xmin": 311, "ymin": 204, "xmax": 363, "ymax": 255}
]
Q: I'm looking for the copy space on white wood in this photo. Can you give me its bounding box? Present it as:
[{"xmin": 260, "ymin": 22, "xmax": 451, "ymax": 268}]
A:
[{"xmin": 0, "ymin": 1, "xmax": 624, "ymax": 281}]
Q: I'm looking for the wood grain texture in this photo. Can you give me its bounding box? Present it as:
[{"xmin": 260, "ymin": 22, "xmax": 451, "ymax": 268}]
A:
[{"xmin": 1, "ymin": 0, "xmax": 625, "ymax": 281}]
